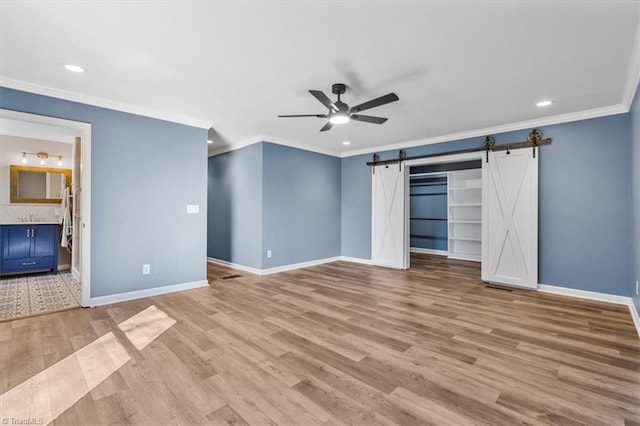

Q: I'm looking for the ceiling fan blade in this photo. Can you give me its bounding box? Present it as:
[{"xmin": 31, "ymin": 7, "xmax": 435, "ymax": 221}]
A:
[
  {"xmin": 278, "ymin": 114, "xmax": 327, "ymax": 118},
  {"xmin": 309, "ymin": 90, "xmax": 336, "ymax": 111},
  {"xmin": 319, "ymin": 122, "xmax": 333, "ymax": 132},
  {"xmin": 351, "ymin": 114, "xmax": 388, "ymax": 125},
  {"xmin": 349, "ymin": 93, "xmax": 399, "ymax": 114}
]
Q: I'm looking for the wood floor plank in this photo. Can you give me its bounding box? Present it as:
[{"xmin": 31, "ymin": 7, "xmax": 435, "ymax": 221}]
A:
[{"xmin": 0, "ymin": 253, "xmax": 637, "ymax": 425}]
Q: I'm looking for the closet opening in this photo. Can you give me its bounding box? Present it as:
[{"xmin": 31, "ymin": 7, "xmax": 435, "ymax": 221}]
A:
[{"xmin": 409, "ymin": 160, "xmax": 482, "ymax": 264}]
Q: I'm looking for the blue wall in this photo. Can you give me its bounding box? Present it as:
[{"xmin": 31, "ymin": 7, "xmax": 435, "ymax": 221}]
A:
[
  {"xmin": 340, "ymin": 155, "xmax": 371, "ymax": 258},
  {"xmin": 207, "ymin": 143, "xmax": 263, "ymax": 269},
  {"xmin": 1, "ymin": 87, "xmax": 208, "ymax": 298},
  {"xmin": 262, "ymin": 143, "xmax": 341, "ymax": 268},
  {"xmin": 208, "ymin": 142, "xmax": 341, "ymax": 270},
  {"xmin": 630, "ymin": 86, "xmax": 640, "ymax": 315},
  {"xmin": 342, "ymin": 114, "xmax": 633, "ymax": 296}
]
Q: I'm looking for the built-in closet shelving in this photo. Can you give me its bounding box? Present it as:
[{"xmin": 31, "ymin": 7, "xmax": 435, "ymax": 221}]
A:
[
  {"xmin": 409, "ymin": 174, "xmax": 448, "ymax": 252},
  {"xmin": 448, "ymin": 169, "xmax": 482, "ymax": 261}
]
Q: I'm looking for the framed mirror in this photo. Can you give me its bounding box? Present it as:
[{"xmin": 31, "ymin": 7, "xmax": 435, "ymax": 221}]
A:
[{"xmin": 9, "ymin": 165, "xmax": 72, "ymax": 204}]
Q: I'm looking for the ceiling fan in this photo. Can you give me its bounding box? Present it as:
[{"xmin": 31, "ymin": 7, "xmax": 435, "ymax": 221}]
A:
[{"xmin": 278, "ymin": 83, "xmax": 399, "ymax": 132}]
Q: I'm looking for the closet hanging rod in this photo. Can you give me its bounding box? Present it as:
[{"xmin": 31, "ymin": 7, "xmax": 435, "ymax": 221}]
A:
[{"xmin": 367, "ymin": 129, "xmax": 551, "ymax": 166}]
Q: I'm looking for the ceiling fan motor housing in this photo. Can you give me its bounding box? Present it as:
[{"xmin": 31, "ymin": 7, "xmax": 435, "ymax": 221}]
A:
[{"xmin": 332, "ymin": 83, "xmax": 347, "ymax": 95}]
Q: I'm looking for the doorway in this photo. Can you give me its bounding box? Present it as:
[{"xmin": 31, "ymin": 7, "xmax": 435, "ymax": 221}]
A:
[{"xmin": 0, "ymin": 109, "xmax": 91, "ymax": 313}]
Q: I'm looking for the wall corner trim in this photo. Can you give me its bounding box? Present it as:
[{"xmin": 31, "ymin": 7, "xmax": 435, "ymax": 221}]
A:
[
  {"xmin": 339, "ymin": 256, "xmax": 374, "ymax": 265},
  {"xmin": 206, "ymin": 257, "xmax": 263, "ymax": 275},
  {"xmin": 208, "ymin": 134, "xmax": 342, "ymax": 158},
  {"xmin": 207, "ymin": 256, "xmax": 343, "ymax": 275},
  {"xmin": 538, "ymin": 284, "xmax": 640, "ymax": 339},
  {"xmin": 88, "ymin": 279, "xmax": 209, "ymax": 307},
  {"xmin": 262, "ymin": 257, "xmax": 341, "ymax": 275}
]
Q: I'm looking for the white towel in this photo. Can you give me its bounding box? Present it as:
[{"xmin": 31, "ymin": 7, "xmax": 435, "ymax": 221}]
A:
[{"xmin": 60, "ymin": 187, "xmax": 72, "ymax": 247}]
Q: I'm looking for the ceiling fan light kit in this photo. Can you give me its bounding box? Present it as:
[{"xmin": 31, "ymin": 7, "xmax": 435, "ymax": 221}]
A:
[{"xmin": 278, "ymin": 82, "xmax": 399, "ymax": 132}]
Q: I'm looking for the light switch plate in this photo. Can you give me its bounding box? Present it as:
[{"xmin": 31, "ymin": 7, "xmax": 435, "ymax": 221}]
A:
[{"xmin": 187, "ymin": 204, "xmax": 199, "ymax": 214}]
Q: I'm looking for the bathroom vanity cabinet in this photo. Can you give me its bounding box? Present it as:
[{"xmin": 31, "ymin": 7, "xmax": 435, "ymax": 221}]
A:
[{"xmin": 0, "ymin": 224, "xmax": 59, "ymax": 275}]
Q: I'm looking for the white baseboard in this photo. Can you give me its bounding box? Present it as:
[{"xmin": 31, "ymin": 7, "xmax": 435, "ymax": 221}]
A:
[
  {"xmin": 262, "ymin": 257, "xmax": 341, "ymax": 275},
  {"xmin": 339, "ymin": 256, "xmax": 373, "ymax": 265},
  {"xmin": 57, "ymin": 263, "xmax": 71, "ymax": 271},
  {"xmin": 539, "ymin": 284, "xmax": 639, "ymax": 339},
  {"xmin": 207, "ymin": 257, "xmax": 262, "ymax": 275},
  {"xmin": 410, "ymin": 247, "xmax": 448, "ymax": 256},
  {"xmin": 537, "ymin": 284, "xmax": 630, "ymax": 305},
  {"xmin": 89, "ymin": 279, "xmax": 209, "ymax": 307},
  {"xmin": 207, "ymin": 256, "xmax": 341, "ymax": 275}
]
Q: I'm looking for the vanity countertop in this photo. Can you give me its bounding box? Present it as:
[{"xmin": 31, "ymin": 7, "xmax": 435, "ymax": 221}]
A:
[{"xmin": 0, "ymin": 222, "xmax": 60, "ymax": 225}]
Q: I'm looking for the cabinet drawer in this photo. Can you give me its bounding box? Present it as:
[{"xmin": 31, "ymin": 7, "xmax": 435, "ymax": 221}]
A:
[{"xmin": 1, "ymin": 256, "xmax": 56, "ymax": 274}]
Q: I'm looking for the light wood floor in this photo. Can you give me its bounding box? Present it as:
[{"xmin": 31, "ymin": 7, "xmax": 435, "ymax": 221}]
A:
[{"xmin": 1, "ymin": 254, "xmax": 638, "ymax": 425}]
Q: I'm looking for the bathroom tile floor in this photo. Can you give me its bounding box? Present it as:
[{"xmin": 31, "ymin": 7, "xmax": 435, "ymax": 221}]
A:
[{"xmin": 0, "ymin": 271, "xmax": 81, "ymax": 321}]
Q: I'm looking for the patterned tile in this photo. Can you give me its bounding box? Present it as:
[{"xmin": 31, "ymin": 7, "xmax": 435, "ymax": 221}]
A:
[{"xmin": 0, "ymin": 272, "xmax": 81, "ymax": 321}]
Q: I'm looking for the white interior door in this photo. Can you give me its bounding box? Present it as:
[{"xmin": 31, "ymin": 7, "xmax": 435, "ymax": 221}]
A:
[
  {"xmin": 372, "ymin": 165, "xmax": 408, "ymax": 269},
  {"xmin": 482, "ymin": 149, "xmax": 538, "ymax": 289}
]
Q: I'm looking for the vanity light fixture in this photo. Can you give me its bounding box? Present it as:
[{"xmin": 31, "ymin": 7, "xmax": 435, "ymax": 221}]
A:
[{"xmin": 20, "ymin": 151, "xmax": 63, "ymax": 166}]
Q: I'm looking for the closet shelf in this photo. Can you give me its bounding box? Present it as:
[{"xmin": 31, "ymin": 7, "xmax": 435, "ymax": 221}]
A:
[
  {"xmin": 449, "ymin": 203, "xmax": 481, "ymax": 207},
  {"xmin": 450, "ymin": 236, "xmax": 481, "ymax": 242},
  {"xmin": 448, "ymin": 186, "xmax": 481, "ymax": 191},
  {"xmin": 449, "ymin": 220, "xmax": 481, "ymax": 224}
]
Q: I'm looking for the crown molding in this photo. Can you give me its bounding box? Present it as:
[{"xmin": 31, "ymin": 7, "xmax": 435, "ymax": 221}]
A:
[
  {"xmin": 0, "ymin": 77, "xmax": 211, "ymax": 129},
  {"xmin": 207, "ymin": 102, "xmax": 630, "ymax": 160},
  {"xmin": 208, "ymin": 133, "xmax": 341, "ymax": 158},
  {"xmin": 207, "ymin": 134, "xmax": 263, "ymax": 157},
  {"xmin": 340, "ymin": 103, "xmax": 627, "ymax": 158}
]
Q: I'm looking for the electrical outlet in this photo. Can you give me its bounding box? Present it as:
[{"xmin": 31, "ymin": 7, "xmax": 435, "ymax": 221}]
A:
[
  {"xmin": 267, "ymin": 250, "xmax": 272, "ymax": 259},
  {"xmin": 142, "ymin": 264, "xmax": 151, "ymax": 275}
]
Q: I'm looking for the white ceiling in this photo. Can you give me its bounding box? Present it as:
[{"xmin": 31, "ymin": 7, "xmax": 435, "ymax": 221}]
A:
[
  {"xmin": 1, "ymin": 1, "xmax": 639, "ymax": 156},
  {"xmin": 0, "ymin": 118, "xmax": 79, "ymax": 144}
]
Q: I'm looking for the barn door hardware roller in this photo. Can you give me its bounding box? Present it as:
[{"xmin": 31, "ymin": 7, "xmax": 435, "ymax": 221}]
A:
[
  {"xmin": 371, "ymin": 153, "xmax": 380, "ymax": 174},
  {"xmin": 371, "ymin": 150, "xmax": 406, "ymax": 172},
  {"xmin": 484, "ymin": 137, "xmax": 495, "ymax": 163},
  {"xmin": 365, "ymin": 129, "xmax": 551, "ymax": 167}
]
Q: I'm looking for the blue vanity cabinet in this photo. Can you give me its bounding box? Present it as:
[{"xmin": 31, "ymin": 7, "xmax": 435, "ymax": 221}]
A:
[{"xmin": 0, "ymin": 224, "xmax": 59, "ymax": 275}]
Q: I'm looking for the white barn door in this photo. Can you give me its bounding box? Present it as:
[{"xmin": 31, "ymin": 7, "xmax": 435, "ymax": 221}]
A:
[
  {"xmin": 372, "ymin": 165, "xmax": 408, "ymax": 269},
  {"xmin": 482, "ymin": 149, "xmax": 538, "ymax": 289}
]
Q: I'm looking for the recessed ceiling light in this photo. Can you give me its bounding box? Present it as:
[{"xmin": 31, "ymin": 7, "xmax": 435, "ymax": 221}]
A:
[
  {"xmin": 536, "ymin": 100, "xmax": 553, "ymax": 107},
  {"xmin": 207, "ymin": 140, "xmax": 213, "ymax": 144},
  {"xmin": 64, "ymin": 64, "xmax": 85, "ymax": 73},
  {"xmin": 342, "ymin": 141, "xmax": 351, "ymax": 146}
]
